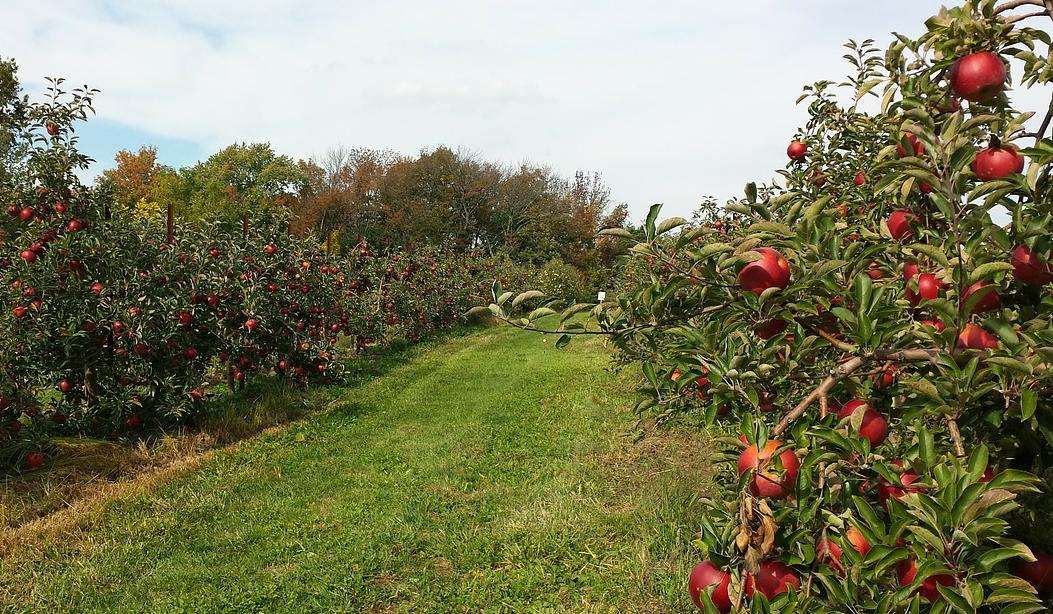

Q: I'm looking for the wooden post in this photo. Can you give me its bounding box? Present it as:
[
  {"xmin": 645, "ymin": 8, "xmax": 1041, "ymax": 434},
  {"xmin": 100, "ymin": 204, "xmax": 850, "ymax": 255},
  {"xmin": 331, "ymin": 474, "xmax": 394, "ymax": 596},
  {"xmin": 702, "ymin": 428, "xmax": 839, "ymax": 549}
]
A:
[{"xmin": 166, "ymin": 202, "xmax": 175, "ymax": 244}]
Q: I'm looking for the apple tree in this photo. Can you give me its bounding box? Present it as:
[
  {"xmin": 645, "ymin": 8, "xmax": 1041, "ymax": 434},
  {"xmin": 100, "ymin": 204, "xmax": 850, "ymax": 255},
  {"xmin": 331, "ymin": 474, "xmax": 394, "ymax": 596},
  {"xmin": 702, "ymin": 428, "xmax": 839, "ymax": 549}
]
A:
[{"xmin": 482, "ymin": 1, "xmax": 1053, "ymax": 610}]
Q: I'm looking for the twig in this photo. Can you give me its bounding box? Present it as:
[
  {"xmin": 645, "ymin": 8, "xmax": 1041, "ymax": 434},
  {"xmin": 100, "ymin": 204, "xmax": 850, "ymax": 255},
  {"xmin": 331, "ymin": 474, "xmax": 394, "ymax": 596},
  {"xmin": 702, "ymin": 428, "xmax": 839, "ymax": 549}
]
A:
[
  {"xmin": 1005, "ymin": 9, "xmax": 1050, "ymax": 23},
  {"xmin": 947, "ymin": 417, "xmax": 966, "ymax": 457},
  {"xmin": 994, "ymin": 0, "xmax": 1045, "ymax": 14},
  {"xmin": 772, "ymin": 348, "xmax": 939, "ymax": 437}
]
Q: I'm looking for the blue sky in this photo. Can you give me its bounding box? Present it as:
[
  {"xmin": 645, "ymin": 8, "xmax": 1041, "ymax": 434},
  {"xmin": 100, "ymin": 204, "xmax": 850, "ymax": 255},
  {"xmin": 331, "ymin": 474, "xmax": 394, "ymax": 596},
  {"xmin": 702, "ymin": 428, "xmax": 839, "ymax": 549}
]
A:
[{"xmin": 2, "ymin": 1, "xmax": 1047, "ymax": 221}]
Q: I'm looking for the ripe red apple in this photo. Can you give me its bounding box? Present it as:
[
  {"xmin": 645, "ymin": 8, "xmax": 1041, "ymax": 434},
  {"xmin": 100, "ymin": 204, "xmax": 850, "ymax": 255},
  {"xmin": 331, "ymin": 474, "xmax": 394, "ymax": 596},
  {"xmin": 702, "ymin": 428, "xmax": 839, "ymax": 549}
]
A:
[
  {"xmin": 183, "ymin": 347, "xmax": 199, "ymax": 360},
  {"xmin": 177, "ymin": 311, "xmax": 192, "ymax": 325},
  {"xmin": 66, "ymin": 219, "xmax": 84, "ymax": 232},
  {"xmin": 972, "ymin": 145, "xmax": 1024, "ymax": 181},
  {"xmin": 19, "ymin": 249, "xmax": 37, "ymax": 263},
  {"xmin": 46, "ymin": 122, "xmax": 59, "ymax": 136},
  {"xmin": 1013, "ymin": 548, "xmax": 1053, "ymax": 594},
  {"xmin": 888, "ymin": 210, "xmax": 915, "ymax": 241},
  {"xmin": 754, "ymin": 318, "xmax": 788, "ymax": 340},
  {"xmin": 26, "ymin": 451, "xmax": 45, "ymax": 469},
  {"xmin": 950, "ymin": 51, "xmax": 1005, "ymax": 103},
  {"xmin": 873, "ymin": 364, "xmax": 896, "ymax": 388},
  {"xmin": 738, "ymin": 440, "xmax": 800, "ymax": 499},
  {"xmin": 918, "ymin": 319, "xmax": 946, "ymax": 332},
  {"xmin": 58, "ymin": 379, "xmax": 73, "ymax": 394},
  {"xmin": 896, "ymin": 133, "xmax": 925, "ymax": 158},
  {"xmin": 961, "ymin": 280, "xmax": 1000, "ymax": 314},
  {"xmin": 125, "ymin": 415, "xmax": 142, "ymax": 428},
  {"xmin": 854, "ymin": 171, "xmax": 866, "ymax": 186},
  {"xmin": 786, "ymin": 141, "xmax": 807, "ymax": 161},
  {"xmin": 90, "ymin": 282, "xmax": 105, "ymax": 295},
  {"xmin": 688, "ymin": 561, "xmax": 731, "ymax": 612},
  {"xmin": 738, "ymin": 248, "xmax": 791, "ymax": 294},
  {"xmin": 1011, "ymin": 245, "xmax": 1053, "ymax": 285},
  {"xmin": 846, "ymin": 526, "xmax": 872, "ymax": 557},
  {"xmin": 189, "ymin": 387, "xmax": 205, "ymax": 402},
  {"xmin": 958, "ymin": 323, "xmax": 998, "ymax": 350},
  {"xmin": 12, "ymin": 305, "xmax": 27, "ymax": 319},
  {"xmin": 18, "ymin": 207, "xmax": 33, "ymax": 221},
  {"xmin": 878, "ymin": 460, "xmax": 924, "ymax": 507},
  {"xmin": 906, "ymin": 273, "xmax": 943, "ymax": 306},
  {"xmin": 818, "ymin": 537, "xmax": 846, "ymax": 574},
  {"xmin": 746, "ymin": 560, "xmax": 801, "ymax": 600},
  {"xmin": 264, "ymin": 244, "xmax": 278, "ymax": 255},
  {"xmin": 838, "ymin": 400, "xmax": 889, "ymax": 446},
  {"xmin": 896, "ymin": 558, "xmax": 955, "ymax": 602},
  {"xmin": 245, "ymin": 318, "xmax": 259, "ymax": 332}
]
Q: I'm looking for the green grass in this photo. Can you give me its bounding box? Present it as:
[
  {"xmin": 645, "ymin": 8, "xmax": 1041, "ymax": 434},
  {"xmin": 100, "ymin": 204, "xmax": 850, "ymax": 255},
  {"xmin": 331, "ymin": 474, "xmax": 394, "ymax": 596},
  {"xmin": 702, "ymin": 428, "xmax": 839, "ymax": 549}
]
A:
[{"xmin": 0, "ymin": 326, "xmax": 711, "ymax": 613}]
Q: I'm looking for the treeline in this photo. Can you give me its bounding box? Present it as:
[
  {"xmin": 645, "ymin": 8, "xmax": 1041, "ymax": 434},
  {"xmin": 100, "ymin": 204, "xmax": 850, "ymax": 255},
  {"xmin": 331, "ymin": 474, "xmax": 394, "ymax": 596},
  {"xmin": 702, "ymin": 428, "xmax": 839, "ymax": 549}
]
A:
[{"xmin": 97, "ymin": 143, "xmax": 633, "ymax": 290}]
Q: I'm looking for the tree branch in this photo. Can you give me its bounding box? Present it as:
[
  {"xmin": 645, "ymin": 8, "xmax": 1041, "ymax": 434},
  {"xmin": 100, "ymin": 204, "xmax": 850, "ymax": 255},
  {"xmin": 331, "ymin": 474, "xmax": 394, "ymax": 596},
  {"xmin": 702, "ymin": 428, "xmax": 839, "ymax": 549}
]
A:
[
  {"xmin": 772, "ymin": 347, "xmax": 940, "ymax": 437},
  {"xmin": 994, "ymin": 0, "xmax": 1044, "ymax": 14},
  {"xmin": 1005, "ymin": 9, "xmax": 1050, "ymax": 23}
]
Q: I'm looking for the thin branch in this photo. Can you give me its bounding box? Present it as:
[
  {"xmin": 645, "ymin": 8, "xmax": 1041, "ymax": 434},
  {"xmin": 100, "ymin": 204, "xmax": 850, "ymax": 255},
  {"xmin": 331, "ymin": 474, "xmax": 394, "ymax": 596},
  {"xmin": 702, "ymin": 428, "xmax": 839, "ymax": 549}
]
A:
[
  {"xmin": 773, "ymin": 357, "xmax": 865, "ymax": 436},
  {"xmin": 994, "ymin": 0, "xmax": 1044, "ymax": 14},
  {"xmin": 947, "ymin": 417, "xmax": 966, "ymax": 457},
  {"xmin": 1032, "ymin": 93, "xmax": 1053, "ymax": 146},
  {"xmin": 1005, "ymin": 9, "xmax": 1050, "ymax": 23},
  {"xmin": 772, "ymin": 347, "xmax": 940, "ymax": 437}
]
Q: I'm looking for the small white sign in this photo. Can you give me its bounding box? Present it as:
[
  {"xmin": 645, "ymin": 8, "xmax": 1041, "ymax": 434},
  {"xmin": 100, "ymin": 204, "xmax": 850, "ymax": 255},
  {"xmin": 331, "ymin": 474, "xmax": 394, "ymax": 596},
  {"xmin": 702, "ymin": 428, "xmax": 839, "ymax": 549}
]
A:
[{"xmin": 597, "ymin": 291, "xmax": 606, "ymax": 301}]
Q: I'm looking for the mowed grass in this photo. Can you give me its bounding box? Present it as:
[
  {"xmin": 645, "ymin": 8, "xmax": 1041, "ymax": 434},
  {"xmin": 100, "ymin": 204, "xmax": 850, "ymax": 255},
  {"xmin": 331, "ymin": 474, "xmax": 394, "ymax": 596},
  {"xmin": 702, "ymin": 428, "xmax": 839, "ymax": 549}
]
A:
[{"xmin": 0, "ymin": 326, "xmax": 711, "ymax": 613}]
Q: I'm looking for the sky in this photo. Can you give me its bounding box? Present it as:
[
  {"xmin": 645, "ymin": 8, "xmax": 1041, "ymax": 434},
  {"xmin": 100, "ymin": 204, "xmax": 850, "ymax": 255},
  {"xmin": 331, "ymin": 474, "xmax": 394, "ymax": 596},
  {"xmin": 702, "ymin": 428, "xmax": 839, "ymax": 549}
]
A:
[{"xmin": 1, "ymin": 1, "xmax": 1047, "ymax": 222}]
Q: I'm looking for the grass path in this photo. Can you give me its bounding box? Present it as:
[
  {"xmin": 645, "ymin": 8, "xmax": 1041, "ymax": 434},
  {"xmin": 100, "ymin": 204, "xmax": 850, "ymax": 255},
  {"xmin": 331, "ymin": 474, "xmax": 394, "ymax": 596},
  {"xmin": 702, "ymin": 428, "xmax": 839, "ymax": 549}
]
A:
[{"xmin": 0, "ymin": 327, "xmax": 710, "ymax": 613}]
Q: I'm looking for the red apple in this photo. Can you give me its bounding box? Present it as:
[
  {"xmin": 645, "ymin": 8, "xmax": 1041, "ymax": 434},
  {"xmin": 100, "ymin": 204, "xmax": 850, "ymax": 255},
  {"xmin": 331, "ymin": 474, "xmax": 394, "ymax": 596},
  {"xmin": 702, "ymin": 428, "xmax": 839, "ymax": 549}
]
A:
[
  {"xmin": 125, "ymin": 415, "xmax": 142, "ymax": 428},
  {"xmin": 738, "ymin": 440, "xmax": 800, "ymax": 499},
  {"xmin": 1011, "ymin": 245, "xmax": 1053, "ymax": 285},
  {"xmin": 918, "ymin": 319, "xmax": 946, "ymax": 332},
  {"xmin": 838, "ymin": 400, "xmax": 889, "ymax": 447},
  {"xmin": 177, "ymin": 311, "xmax": 192, "ymax": 325},
  {"xmin": 26, "ymin": 451, "xmax": 45, "ymax": 469},
  {"xmin": 787, "ymin": 141, "xmax": 807, "ymax": 161},
  {"xmin": 746, "ymin": 560, "xmax": 801, "ymax": 600},
  {"xmin": 46, "ymin": 122, "xmax": 59, "ymax": 136},
  {"xmin": 18, "ymin": 207, "xmax": 33, "ymax": 221},
  {"xmin": 58, "ymin": 379, "xmax": 73, "ymax": 394},
  {"xmin": 906, "ymin": 273, "xmax": 943, "ymax": 306},
  {"xmin": 961, "ymin": 280, "xmax": 1000, "ymax": 314},
  {"xmin": 888, "ymin": 210, "xmax": 915, "ymax": 241},
  {"xmin": 896, "ymin": 558, "xmax": 955, "ymax": 602},
  {"xmin": 896, "ymin": 133, "xmax": 925, "ymax": 158},
  {"xmin": 19, "ymin": 249, "xmax": 37, "ymax": 263},
  {"xmin": 754, "ymin": 318, "xmax": 788, "ymax": 340},
  {"xmin": 183, "ymin": 347, "xmax": 199, "ymax": 360},
  {"xmin": 12, "ymin": 305, "xmax": 27, "ymax": 319},
  {"xmin": 958, "ymin": 323, "xmax": 998, "ymax": 350},
  {"xmin": 846, "ymin": 526, "xmax": 872, "ymax": 557},
  {"xmin": 738, "ymin": 248, "xmax": 791, "ymax": 294},
  {"xmin": 1013, "ymin": 548, "xmax": 1053, "ymax": 594},
  {"xmin": 246, "ymin": 318, "xmax": 259, "ymax": 331},
  {"xmin": 854, "ymin": 171, "xmax": 866, "ymax": 186},
  {"xmin": 950, "ymin": 51, "xmax": 1005, "ymax": 103},
  {"xmin": 688, "ymin": 561, "xmax": 731, "ymax": 612},
  {"xmin": 873, "ymin": 364, "xmax": 896, "ymax": 389},
  {"xmin": 972, "ymin": 145, "xmax": 1024, "ymax": 181},
  {"xmin": 878, "ymin": 460, "xmax": 924, "ymax": 507}
]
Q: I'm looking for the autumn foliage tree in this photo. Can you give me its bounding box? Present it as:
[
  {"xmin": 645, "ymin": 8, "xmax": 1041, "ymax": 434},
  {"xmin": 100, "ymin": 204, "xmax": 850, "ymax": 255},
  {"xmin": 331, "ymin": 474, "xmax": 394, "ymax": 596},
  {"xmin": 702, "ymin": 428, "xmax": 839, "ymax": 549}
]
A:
[{"xmin": 484, "ymin": 1, "xmax": 1053, "ymax": 610}]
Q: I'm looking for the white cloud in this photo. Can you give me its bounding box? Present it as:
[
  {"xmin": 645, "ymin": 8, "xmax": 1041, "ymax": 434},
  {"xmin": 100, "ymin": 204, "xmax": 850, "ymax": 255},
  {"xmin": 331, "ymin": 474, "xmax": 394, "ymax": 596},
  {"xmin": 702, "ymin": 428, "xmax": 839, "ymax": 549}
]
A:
[{"xmin": 1, "ymin": 1, "xmax": 1048, "ymax": 220}]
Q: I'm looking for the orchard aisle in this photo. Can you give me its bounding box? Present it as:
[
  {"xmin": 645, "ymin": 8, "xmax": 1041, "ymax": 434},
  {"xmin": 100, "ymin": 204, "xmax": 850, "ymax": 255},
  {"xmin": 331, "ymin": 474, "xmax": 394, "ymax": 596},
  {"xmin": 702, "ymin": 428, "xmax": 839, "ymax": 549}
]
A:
[{"xmin": 0, "ymin": 326, "xmax": 708, "ymax": 613}]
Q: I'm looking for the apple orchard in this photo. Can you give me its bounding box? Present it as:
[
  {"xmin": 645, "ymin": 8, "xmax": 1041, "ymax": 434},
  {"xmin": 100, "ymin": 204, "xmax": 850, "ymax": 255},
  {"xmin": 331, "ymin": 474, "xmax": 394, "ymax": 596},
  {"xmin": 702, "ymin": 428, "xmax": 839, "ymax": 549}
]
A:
[
  {"xmin": 484, "ymin": 1, "xmax": 1053, "ymax": 611},
  {"xmin": 0, "ymin": 79, "xmax": 537, "ymax": 471}
]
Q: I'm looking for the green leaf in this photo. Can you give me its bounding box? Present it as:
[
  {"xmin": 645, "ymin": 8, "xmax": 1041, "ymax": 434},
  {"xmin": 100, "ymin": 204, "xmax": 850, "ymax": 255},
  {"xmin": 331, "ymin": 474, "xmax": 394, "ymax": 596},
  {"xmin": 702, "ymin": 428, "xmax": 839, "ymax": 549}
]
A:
[
  {"xmin": 598, "ymin": 227, "xmax": 635, "ymax": 239},
  {"xmin": 555, "ymin": 334, "xmax": 571, "ymax": 349},
  {"xmin": 511, "ymin": 290, "xmax": 545, "ymax": 308},
  {"xmin": 969, "ymin": 261, "xmax": 1015, "ymax": 283},
  {"xmin": 655, "ymin": 217, "xmax": 688, "ymax": 237}
]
